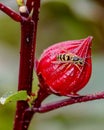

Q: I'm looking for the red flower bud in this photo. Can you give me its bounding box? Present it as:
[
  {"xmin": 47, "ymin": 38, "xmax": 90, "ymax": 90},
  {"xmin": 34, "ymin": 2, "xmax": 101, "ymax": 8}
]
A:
[{"xmin": 36, "ymin": 36, "xmax": 93, "ymax": 97}]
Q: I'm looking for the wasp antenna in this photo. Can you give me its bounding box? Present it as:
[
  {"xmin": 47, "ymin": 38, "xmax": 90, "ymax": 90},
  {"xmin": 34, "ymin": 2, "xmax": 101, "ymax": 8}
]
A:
[
  {"xmin": 51, "ymin": 61, "xmax": 61, "ymax": 64},
  {"xmin": 85, "ymin": 61, "xmax": 90, "ymax": 66}
]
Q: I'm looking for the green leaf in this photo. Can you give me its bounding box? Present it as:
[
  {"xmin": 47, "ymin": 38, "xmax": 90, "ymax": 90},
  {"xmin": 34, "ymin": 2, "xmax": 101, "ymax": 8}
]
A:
[{"xmin": 0, "ymin": 90, "xmax": 27, "ymax": 105}]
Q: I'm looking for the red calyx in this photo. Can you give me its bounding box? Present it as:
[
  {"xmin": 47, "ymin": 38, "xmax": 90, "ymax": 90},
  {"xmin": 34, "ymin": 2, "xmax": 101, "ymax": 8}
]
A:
[{"xmin": 36, "ymin": 36, "xmax": 93, "ymax": 97}]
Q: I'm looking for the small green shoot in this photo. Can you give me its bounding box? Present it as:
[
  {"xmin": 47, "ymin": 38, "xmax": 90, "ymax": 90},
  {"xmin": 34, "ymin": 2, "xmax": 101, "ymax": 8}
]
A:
[{"xmin": 0, "ymin": 90, "xmax": 27, "ymax": 105}]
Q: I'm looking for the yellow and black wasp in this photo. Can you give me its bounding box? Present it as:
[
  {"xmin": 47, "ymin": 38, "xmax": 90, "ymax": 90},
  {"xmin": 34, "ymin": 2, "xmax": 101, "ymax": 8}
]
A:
[{"xmin": 52, "ymin": 52, "xmax": 85, "ymax": 71}]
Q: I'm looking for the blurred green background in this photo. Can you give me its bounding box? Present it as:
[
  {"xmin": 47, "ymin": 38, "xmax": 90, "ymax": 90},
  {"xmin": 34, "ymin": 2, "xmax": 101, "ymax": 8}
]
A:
[{"xmin": 0, "ymin": 0, "xmax": 104, "ymax": 130}]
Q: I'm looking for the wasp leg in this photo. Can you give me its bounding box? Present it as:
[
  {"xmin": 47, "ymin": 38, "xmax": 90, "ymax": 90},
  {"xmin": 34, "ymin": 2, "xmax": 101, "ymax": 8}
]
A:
[
  {"xmin": 57, "ymin": 63, "xmax": 69, "ymax": 72},
  {"xmin": 52, "ymin": 60, "xmax": 72, "ymax": 64},
  {"xmin": 52, "ymin": 61, "xmax": 82, "ymax": 72},
  {"xmin": 74, "ymin": 64, "xmax": 81, "ymax": 71},
  {"xmin": 63, "ymin": 63, "xmax": 71, "ymax": 72},
  {"xmin": 52, "ymin": 60, "xmax": 73, "ymax": 74},
  {"xmin": 50, "ymin": 62, "xmax": 67, "ymax": 76},
  {"xmin": 51, "ymin": 61, "xmax": 63, "ymax": 64}
]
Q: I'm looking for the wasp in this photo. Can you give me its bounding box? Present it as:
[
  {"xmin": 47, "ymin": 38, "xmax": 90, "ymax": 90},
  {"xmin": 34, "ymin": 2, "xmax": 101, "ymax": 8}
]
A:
[{"xmin": 52, "ymin": 53, "xmax": 85, "ymax": 71}]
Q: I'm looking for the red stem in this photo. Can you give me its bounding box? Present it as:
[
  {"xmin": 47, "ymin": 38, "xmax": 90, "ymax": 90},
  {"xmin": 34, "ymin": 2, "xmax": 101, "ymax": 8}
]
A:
[
  {"xmin": 13, "ymin": 18, "xmax": 35, "ymax": 130},
  {"xmin": 21, "ymin": 88, "xmax": 50, "ymax": 130},
  {"xmin": 34, "ymin": 91, "xmax": 104, "ymax": 113},
  {"xmin": 13, "ymin": 0, "xmax": 41, "ymax": 130},
  {"xmin": 0, "ymin": 0, "xmax": 41, "ymax": 129},
  {"xmin": 0, "ymin": 3, "xmax": 23, "ymax": 22}
]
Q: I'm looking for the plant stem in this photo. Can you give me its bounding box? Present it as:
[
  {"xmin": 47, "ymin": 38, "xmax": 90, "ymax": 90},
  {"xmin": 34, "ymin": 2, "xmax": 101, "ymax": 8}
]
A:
[
  {"xmin": 34, "ymin": 91, "xmax": 104, "ymax": 113},
  {"xmin": 13, "ymin": 0, "xmax": 40, "ymax": 130},
  {"xmin": 21, "ymin": 88, "xmax": 50, "ymax": 130},
  {"xmin": 0, "ymin": 2, "xmax": 23, "ymax": 22},
  {"xmin": 13, "ymin": 19, "xmax": 35, "ymax": 130}
]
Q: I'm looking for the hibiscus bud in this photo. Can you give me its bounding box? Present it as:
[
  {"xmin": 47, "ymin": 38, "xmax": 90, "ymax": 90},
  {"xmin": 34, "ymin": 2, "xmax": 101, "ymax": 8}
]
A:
[{"xmin": 36, "ymin": 36, "xmax": 93, "ymax": 97}]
